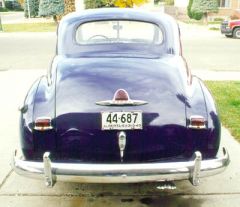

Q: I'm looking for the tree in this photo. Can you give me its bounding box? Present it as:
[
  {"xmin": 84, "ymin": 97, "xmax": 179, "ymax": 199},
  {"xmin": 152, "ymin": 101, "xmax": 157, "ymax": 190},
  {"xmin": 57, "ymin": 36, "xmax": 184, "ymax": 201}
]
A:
[
  {"xmin": 114, "ymin": 0, "xmax": 148, "ymax": 8},
  {"xmin": 187, "ymin": 0, "xmax": 203, "ymax": 21},
  {"xmin": 63, "ymin": 0, "xmax": 75, "ymax": 15},
  {"xmin": 102, "ymin": 0, "xmax": 115, "ymax": 7},
  {"xmin": 24, "ymin": 0, "xmax": 39, "ymax": 17},
  {"xmin": 38, "ymin": 0, "xmax": 64, "ymax": 22},
  {"xmin": 84, "ymin": 0, "xmax": 147, "ymax": 9},
  {"xmin": 84, "ymin": 0, "xmax": 105, "ymax": 9},
  {"xmin": 18, "ymin": 0, "xmax": 25, "ymax": 8},
  {"xmin": 191, "ymin": 0, "xmax": 218, "ymax": 23}
]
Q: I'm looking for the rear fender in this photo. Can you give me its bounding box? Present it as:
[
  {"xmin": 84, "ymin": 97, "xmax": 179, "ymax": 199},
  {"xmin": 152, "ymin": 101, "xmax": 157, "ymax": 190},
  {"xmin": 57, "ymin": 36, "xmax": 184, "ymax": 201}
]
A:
[
  {"xmin": 21, "ymin": 74, "xmax": 56, "ymax": 160},
  {"xmin": 20, "ymin": 78, "xmax": 41, "ymax": 159},
  {"xmin": 199, "ymin": 79, "xmax": 221, "ymax": 156},
  {"xmin": 185, "ymin": 76, "xmax": 220, "ymax": 158},
  {"xmin": 32, "ymin": 75, "xmax": 56, "ymax": 159}
]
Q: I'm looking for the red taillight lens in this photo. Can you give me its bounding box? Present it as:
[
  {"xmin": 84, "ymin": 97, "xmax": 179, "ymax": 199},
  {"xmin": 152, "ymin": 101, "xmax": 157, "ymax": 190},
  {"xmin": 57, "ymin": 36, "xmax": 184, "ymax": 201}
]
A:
[
  {"xmin": 113, "ymin": 89, "xmax": 129, "ymax": 101},
  {"xmin": 34, "ymin": 117, "xmax": 53, "ymax": 131},
  {"xmin": 189, "ymin": 116, "xmax": 206, "ymax": 129}
]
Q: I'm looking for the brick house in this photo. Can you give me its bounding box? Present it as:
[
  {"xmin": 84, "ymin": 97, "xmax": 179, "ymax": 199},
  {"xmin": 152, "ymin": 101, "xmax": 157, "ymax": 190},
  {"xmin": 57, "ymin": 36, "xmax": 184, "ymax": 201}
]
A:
[
  {"xmin": 212, "ymin": 0, "xmax": 240, "ymax": 18},
  {"xmin": 174, "ymin": 0, "xmax": 240, "ymax": 20}
]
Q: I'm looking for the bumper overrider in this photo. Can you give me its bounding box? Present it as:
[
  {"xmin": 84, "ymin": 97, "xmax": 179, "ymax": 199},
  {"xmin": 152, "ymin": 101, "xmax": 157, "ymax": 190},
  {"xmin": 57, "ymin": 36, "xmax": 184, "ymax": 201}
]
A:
[
  {"xmin": 221, "ymin": 27, "xmax": 233, "ymax": 35},
  {"xmin": 12, "ymin": 148, "xmax": 230, "ymax": 187}
]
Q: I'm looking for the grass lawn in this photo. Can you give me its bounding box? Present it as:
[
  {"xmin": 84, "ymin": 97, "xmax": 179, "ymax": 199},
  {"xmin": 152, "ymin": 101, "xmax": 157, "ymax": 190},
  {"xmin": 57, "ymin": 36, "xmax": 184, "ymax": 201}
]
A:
[
  {"xmin": 206, "ymin": 81, "xmax": 240, "ymax": 141},
  {"xmin": 2, "ymin": 23, "xmax": 57, "ymax": 32}
]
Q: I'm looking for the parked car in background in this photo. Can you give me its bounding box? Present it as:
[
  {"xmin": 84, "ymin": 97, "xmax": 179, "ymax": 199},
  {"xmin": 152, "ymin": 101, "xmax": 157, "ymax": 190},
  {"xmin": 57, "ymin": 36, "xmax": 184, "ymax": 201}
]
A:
[
  {"xmin": 221, "ymin": 9, "xmax": 240, "ymax": 38},
  {"xmin": 12, "ymin": 8, "xmax": 229, "ymax": 189},
  {"xmin": 4, "ymin": 0, "xmax": 22, "ymax": 11}
]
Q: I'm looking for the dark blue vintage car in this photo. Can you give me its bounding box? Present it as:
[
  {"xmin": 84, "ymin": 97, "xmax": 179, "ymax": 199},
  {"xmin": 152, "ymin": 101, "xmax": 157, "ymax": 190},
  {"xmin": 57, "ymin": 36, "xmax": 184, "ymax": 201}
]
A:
[{"xmin": 12, "ymin": 8, "xmax": 229, "ymax": 188}]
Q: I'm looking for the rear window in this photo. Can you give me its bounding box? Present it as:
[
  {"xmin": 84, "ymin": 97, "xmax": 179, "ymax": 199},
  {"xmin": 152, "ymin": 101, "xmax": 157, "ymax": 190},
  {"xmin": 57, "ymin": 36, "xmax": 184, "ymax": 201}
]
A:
[{"xmin": 76, "ymin": 20, "xmax": 163, "ymax": 45}]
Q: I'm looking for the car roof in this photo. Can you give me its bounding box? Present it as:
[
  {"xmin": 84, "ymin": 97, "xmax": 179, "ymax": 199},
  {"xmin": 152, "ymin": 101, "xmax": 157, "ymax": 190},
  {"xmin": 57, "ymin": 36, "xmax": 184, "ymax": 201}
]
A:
[{"xmin": 62, "ymin": 8, "xmax": 174, "ymax": 25}]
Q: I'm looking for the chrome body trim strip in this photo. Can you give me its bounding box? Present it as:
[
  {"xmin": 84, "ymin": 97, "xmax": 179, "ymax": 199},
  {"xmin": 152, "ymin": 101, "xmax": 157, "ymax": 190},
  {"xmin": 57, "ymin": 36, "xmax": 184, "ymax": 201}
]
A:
[
  {"xmin": 95, "ymin": 99, "xmax": 148, "ymax": 106},
  {"xmin": 12, "ymin": 148, "xmax": 229, "ymax": 187}
]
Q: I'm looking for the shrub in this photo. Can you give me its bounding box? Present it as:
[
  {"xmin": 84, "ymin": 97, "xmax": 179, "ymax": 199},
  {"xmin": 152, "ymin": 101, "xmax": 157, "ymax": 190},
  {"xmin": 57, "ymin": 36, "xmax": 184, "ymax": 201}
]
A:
[
  {"xmin": 164, "ymin": 0, "xmax": 174, "ymax": 5},
  {"xmin": 84, "ymin": 0, "xmax": 105, "ymax": 9},
  {"xmin": 187, "ymin": 0, "xmax": 193, "ymax": 19},
  {"xmin": 0, "ymin": 7, "xmax": 9, "ymax": 12},
  {"xmin": 38, "ymin": 0, "xmax": 64, "ymax": 21},
  {"xmin": 214, "ymin": 17, "xmax": 224, "ymax": 22},
  {"xmin": 192, "ymin": 11, "xmax": 203, "ymax": 20},
  {"xmin": 191, "ymin": 0, "xmax": 218, "ymax": 23},
  {"xmin": 187, "ymin": 0, "xmax": 203, "ymax": 20}
]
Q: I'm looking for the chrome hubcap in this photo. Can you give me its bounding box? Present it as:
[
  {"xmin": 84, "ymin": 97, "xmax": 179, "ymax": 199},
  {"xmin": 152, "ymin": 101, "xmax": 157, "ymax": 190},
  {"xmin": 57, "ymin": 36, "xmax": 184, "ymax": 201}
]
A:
[{"xmin": 236, "ymin": 30, "xmax": 240, "ymax": 38}]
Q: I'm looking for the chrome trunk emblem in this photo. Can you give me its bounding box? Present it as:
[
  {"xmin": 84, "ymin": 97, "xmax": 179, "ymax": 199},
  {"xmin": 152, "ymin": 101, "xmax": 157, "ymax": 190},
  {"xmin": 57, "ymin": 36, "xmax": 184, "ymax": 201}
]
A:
[
  {"xmin": 96, "ymin": 89, "xmax": 148, "ymax": 106},
  {"xmin": 118, "ymin": 131, "xmax": 126, "ymax": 162}
]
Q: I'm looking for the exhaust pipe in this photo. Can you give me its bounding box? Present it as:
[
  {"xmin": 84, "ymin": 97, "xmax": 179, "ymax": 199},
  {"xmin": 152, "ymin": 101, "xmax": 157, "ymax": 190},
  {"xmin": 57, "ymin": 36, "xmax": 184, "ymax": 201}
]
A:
[{"xmin": 156, "ymin": 181, "xmax": 176, "ymax": 190}]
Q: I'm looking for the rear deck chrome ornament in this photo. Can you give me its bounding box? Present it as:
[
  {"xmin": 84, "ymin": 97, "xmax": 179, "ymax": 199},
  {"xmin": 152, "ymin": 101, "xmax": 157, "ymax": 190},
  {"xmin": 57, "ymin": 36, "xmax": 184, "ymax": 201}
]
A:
[
  {"xmin": 96, "ymin": 89, "xmax": 148, "ymax": 106},
  {"xmin": 118, "ymin": 131, "xmax": 126, "ymax": 162},
  {"xmin": 188, "ymin": 115, "xmax": 206, "ymax": 129}
]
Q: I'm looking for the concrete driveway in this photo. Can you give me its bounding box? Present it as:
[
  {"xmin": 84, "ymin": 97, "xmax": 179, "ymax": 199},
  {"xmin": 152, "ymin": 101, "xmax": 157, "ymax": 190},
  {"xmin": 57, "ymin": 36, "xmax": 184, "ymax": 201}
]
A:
[{"xmin": 0, "ymin": 20, "xmax": 240, "ymax": 206}]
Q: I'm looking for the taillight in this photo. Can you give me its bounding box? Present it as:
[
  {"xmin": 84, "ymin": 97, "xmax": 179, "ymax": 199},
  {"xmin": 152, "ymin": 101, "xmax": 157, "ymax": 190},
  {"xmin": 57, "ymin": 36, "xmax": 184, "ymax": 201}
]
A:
[
  {"xmin": 34, "ymin": 117, "xmax": 53, "ymax": 131},
  {"xmin": 188, "ymin": 115, "xmax": 206, "ymax": 129}
]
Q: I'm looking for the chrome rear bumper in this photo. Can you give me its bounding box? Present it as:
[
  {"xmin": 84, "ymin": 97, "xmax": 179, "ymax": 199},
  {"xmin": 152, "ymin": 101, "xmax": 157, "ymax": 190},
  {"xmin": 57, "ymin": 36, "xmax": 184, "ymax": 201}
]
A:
[{"xmin": 12, "ymin": 148, "xmax": 229, "ymax": 187}]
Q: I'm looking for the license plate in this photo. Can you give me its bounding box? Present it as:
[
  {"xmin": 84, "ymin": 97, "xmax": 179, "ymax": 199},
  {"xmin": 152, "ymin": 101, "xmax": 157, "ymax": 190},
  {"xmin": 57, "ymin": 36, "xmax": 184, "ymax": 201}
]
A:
[{"xmin": 101, "ymin": 111, "xmax": 142, "ymax": 130}]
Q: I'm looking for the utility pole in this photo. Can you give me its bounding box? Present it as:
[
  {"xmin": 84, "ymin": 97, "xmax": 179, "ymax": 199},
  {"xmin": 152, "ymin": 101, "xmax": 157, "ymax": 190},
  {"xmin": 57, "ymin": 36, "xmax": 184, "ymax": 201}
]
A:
[{"xmin": 27, "ymin": 0, "xmax": 31, "ymax": 18}]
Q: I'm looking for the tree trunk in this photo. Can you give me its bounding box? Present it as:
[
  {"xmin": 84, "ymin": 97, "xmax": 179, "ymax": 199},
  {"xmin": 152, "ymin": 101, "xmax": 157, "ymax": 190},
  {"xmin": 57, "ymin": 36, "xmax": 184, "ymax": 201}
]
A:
[
  {"xmin": 53, "ymin": 15, "xmax": 58, "ymax": 23},
  {"xmin": 203, "ymin": 12, "xmax": 208, "ymax": 24}
]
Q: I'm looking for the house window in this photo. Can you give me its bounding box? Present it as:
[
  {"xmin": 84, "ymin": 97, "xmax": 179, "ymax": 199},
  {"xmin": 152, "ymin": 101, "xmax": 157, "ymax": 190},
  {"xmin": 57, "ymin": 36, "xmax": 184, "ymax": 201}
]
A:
[{"xmin": 219, "ymin": 0, "xmax": 231, "ymax": 8}]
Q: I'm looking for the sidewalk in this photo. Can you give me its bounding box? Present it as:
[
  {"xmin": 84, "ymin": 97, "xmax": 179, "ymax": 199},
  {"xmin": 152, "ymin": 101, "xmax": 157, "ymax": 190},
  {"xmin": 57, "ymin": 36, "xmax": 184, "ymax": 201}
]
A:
[
  {"xmin": 193, "ymin": 70, "xmax": 240, "ymax": 81},
  {"xmin": 0, "ymin": 12, "xmax": 54, "ymax": 24}
]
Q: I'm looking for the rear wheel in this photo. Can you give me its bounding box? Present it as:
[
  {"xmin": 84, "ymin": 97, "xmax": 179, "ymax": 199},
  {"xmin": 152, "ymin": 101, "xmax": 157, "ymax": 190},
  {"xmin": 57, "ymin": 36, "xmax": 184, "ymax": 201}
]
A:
[{"xmin": 233, "ymin": 28, "xmax": 240, "ymax": 39}]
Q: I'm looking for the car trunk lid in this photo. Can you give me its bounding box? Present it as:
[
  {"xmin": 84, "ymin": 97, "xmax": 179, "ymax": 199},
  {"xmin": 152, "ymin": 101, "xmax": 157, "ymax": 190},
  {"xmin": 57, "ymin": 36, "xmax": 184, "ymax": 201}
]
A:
[{"xmin": 55, "ymin": 56, "xmax": 189, "ymax": 162}]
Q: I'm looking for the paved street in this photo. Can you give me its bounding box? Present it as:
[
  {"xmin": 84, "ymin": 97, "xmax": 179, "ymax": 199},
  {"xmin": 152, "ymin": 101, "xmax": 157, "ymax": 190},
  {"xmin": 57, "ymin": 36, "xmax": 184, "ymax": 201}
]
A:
[
  {"xmin": 180, "ymin": 23, "xmax": 240, "ymax": 71},
  {"xmin": 0, "ymin": 17, "xmax": 240, "ymax": 207},
  {"xmin": 1, "ymin": 22, "xmax": 240, "ymax": 72}
]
